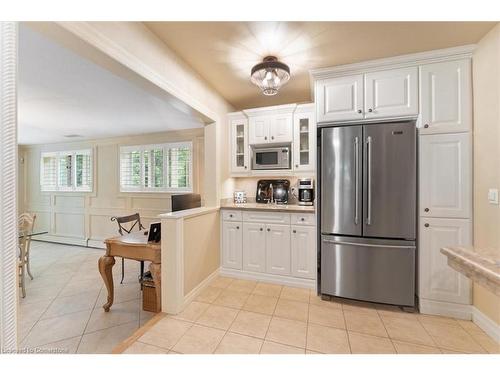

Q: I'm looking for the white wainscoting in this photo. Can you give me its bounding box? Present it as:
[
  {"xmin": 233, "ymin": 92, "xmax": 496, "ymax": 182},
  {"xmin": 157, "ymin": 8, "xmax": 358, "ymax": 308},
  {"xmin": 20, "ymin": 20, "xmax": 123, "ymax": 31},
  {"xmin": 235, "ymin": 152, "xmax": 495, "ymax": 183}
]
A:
[{"xmin": 19, "ymin": 129, "xmax": 205, "ymax": 248}]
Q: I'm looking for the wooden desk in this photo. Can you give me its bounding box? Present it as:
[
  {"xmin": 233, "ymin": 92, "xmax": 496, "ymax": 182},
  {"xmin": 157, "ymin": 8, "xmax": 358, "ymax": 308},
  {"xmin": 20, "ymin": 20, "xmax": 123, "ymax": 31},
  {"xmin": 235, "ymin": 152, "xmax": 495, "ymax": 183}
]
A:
[{"xmin": 99, "ymin": 232, "xmax": 161, "ymax": 312}]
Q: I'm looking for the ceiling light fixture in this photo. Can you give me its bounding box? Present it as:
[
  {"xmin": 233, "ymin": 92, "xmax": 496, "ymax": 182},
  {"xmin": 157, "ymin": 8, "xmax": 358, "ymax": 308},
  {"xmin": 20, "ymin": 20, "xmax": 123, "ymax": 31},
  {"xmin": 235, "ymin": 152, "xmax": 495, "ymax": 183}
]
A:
[{"xmin": 250, "ymin": 56, "xmax": 290, "ymax": 96}]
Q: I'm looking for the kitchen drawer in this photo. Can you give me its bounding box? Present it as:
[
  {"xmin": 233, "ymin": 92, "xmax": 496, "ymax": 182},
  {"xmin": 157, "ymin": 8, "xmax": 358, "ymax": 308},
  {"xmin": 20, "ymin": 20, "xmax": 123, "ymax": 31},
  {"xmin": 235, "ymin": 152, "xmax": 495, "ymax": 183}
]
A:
[
  {"xmin": 222, "ymin": 210, "xmax": 242, "ymax": 222},
  {"xmin": 242, "ymin": 211, "xmax": 291, "ymax": 224},
  {"xmin": 291, "ymin": 213, "xmax": 315, "ymax": 226}
]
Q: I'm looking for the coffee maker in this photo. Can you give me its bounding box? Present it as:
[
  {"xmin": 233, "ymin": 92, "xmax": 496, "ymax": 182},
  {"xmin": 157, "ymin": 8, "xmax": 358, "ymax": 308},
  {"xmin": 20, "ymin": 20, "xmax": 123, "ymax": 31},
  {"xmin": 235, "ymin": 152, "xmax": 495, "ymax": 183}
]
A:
[{"xmin": 297, "ymin": 178, "xmax": 314, "ymax": 206}]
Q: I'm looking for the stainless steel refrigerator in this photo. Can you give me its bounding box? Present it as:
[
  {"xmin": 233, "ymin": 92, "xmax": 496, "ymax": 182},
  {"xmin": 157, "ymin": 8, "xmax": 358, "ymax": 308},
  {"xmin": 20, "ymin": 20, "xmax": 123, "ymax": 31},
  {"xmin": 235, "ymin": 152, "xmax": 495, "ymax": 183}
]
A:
[{"xmin": 319, "ymin": 121, "xmax": 417, "ymax": 307}]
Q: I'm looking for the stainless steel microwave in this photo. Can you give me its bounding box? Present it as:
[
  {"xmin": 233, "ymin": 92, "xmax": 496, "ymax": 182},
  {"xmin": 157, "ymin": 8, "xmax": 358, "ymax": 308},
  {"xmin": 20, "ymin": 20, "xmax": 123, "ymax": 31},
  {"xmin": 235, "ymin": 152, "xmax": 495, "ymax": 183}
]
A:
[{"xmin": 252, "ymin": 146, "xmax": 291, "ymax": 170}]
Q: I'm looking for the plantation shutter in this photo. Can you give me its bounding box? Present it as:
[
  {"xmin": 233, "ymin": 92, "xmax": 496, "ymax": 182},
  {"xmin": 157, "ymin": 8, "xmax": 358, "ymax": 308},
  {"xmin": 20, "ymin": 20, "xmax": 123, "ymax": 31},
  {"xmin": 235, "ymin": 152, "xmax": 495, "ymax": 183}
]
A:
[
  {"xmin": 120, "ymin": 148, "xmax": 142, "ymax": 190},
  {"xmin": 40, "ymin": 154, "xmax": 57, "ymax": 191},
  {"xmin": 166, "ymin": 143, "xmax": 192, "ymax": 189},
  {"xmin": 58, "ymin": 153, "xmax": 73, "ymax": 190},
  {"xmin": 75, "ymin": 150, "xmax": 92, "ymax": 191}
]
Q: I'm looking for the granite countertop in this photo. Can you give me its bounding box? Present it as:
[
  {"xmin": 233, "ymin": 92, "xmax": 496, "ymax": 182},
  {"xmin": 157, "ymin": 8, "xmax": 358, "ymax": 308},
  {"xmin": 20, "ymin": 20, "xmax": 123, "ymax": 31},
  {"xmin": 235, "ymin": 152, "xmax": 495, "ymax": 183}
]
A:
[
  {"xmin": 440, "ymin": 246, "xmax": 500, "ymax": 297},
  {"xmin": 220, "ymin": 199, "xmax": 315, "ymax": 213}
]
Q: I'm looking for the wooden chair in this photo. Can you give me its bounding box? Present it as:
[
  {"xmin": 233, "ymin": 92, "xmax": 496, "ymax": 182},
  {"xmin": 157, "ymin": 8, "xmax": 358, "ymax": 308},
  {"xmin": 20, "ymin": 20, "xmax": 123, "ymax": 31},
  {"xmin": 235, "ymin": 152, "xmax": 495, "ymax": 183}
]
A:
[
  {"xmin": 110, "ymin": 213, "xmax": 146, "ymax": 284},
  {"xmin": 19, "ymin": 213, "xmax": 36, "ymax": 277},
  {"xmin": 18, "ymin": 213, "xmax": 36, "ymax": 298}
]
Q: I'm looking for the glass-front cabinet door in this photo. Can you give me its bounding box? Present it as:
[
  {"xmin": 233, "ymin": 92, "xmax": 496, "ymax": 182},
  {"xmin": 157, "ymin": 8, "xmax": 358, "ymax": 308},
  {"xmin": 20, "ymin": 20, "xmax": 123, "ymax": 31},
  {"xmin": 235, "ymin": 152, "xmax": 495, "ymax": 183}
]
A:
[
  {"xmin": 230, "ymin": 115, "xmax": 249, "ymax": 174},
  {"xmin": 293, "ymin": 106, "xmax": 315, "ymax": 171}
]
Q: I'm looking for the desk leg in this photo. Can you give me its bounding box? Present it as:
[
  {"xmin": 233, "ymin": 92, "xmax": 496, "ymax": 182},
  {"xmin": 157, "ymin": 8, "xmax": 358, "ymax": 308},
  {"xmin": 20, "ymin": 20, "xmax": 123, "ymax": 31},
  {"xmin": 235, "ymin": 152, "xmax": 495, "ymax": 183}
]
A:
[
  {"xmin": 149, "ymin": 262, "xmax": 161, "ymax": 312},
  {"xmin": 98, "ymin": 255, "xmax": 115, "ymax": 312}
]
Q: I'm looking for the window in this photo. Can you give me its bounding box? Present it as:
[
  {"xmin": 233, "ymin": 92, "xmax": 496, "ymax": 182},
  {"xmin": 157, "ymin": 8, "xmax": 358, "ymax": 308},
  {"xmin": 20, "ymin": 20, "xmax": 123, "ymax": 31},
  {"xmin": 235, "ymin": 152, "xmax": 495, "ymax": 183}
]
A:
[
  {"xmin": 40, "ymin": 149, "xmax": 93, "ymax": 192},
  {"xmin": 120, "ymin": 142, "xmax": 192, "ymax": 193}
]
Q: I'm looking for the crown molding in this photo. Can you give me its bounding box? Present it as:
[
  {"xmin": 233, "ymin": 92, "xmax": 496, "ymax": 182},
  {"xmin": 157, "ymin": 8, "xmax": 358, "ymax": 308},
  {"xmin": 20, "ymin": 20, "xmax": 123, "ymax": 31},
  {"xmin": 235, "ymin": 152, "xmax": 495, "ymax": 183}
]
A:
[{"xmin": 309, "ymin": 44, "xmax": 476, "ymax": 98}]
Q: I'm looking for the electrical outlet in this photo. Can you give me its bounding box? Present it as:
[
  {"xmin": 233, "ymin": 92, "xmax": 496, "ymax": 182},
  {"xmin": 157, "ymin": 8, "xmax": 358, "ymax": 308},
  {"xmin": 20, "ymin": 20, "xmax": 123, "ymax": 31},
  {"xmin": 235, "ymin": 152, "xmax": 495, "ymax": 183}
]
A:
[{"xmin": 488, "ymin": 188, "xmax": 499, "ymax": 205}]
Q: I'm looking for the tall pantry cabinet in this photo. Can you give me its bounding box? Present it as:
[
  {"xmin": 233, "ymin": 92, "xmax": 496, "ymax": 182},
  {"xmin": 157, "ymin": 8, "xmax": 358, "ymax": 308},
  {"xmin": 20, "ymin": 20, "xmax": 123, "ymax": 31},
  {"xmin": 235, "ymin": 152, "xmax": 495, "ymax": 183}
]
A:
[{"xmin": 418, "ymin": 59, "xmax": 473, "ymax": 318}]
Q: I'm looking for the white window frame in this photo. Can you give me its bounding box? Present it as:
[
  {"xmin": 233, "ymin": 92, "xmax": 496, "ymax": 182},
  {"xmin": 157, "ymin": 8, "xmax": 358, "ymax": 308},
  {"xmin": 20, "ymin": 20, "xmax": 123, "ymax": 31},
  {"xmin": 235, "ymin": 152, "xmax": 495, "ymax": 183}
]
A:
[
  {"xmin": 40, "ymin": 149, "xmax": 93, "ymax": 192},
  {"xmin": 119, "ymin": 141, "xmax": 193, "ymax": 193}
]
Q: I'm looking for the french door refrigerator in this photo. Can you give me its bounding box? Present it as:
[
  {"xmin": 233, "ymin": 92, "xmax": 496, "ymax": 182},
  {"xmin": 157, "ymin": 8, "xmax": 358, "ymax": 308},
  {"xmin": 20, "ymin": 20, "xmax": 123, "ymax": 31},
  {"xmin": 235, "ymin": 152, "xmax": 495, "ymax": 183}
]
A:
[{"xmin": 319, "ymin": 121, "xmax": 417, "ymax": 307}]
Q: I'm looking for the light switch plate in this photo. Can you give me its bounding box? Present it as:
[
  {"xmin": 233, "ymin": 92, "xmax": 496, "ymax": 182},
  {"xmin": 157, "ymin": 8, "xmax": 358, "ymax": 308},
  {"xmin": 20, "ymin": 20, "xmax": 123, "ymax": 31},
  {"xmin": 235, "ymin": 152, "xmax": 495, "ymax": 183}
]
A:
[{"xmin": 488, "ymin": 188, "xmax": 499, "ymax": 205}]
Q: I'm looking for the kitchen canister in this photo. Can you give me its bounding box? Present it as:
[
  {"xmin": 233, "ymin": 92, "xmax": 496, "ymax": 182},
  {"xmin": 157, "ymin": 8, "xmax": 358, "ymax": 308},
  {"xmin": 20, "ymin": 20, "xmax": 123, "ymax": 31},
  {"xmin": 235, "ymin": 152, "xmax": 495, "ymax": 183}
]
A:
[{"xmin": 233, "ymin": 190, "xmax": 247, "ymax": 204}]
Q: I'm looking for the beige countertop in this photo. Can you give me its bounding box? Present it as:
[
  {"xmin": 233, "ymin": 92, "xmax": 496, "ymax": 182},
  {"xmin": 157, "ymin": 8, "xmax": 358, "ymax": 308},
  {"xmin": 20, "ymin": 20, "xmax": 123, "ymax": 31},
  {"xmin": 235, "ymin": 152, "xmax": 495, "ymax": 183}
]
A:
[
  {"xmin": 440, "ymin": 246, "xmax": 500, "ymax": 297},
  {"xmin": 220, "ymin": 199, "xmax": 315, "ymax": 213}
]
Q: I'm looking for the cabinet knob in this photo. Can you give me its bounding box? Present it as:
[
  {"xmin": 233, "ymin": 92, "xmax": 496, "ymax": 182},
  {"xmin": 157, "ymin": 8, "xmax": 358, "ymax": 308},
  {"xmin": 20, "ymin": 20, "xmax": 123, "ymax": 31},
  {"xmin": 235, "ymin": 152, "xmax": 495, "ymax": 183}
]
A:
[
  {"xmin": 260, "ymin": 228, "xmax": 263, "ymax": 231},
  {"xmin": 229, "ymin": 214, "xmax": 233, "ymax": 217},
  {"xmin": 424, "ymin": 223, "xmax": 429, "ymax": 228},
  {"xmin": 264, "ymin": 136, "xmax": 268, "ymax": 140},
  {"xmin": 424, "ymin": 208, "xmax": 429, "ymax": 212},
  {"xmin": 271, "ymin": 136, "xmax": 274, "ymax": 140},
  {"xmin": 236, "ymin": 226, "xmax": 240, "ymax": 229},
  {"xmin": 357, "ymin": 109, "xmax": 362, "ymax": 114},
  {"xmin": 300, "ymin": 218, "xmax": 305, "ymax": 221},
  {"xmin": 267, "ymin": 228, "xmax": 271, "ymax": 232},
  {"xmin": 293, "ymin": 230, "xmax": 297, "ymax": 233},
  {"xmin": 244, "ymin": 166, "xmax": 247, "ymax": 169},
  {"xmin": 368, "ymin": 108, "xmax": 373, "ymax": 113},
  {"xmin": 424, "ymin": 124, "xmax": 429, "ymax": 129}
]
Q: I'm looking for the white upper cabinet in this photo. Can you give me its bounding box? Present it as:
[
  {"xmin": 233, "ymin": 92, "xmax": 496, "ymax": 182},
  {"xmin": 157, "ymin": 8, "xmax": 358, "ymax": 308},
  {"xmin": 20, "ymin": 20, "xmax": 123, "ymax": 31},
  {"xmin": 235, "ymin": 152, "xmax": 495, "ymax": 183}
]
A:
[
  {"xmin": 419, "ymin": 218, "xmax": 472, "ymax": 305},
  {"xmin": 419, "ymin": 133, "xmax": 471, "ymax": 218},
  {"xmin": 419, "ymin": 59, "xmax": 472, "ymax": 134},
  {"xmin": 293, "ymin": 105, "xmax": 316, "ymax": 171},
  {"xmin": 364, "ymin": 67, "xmax": 418, "ymax": 119},
  {"xmin": 269, "ymin": 114, "xmax": 293, "ymax": 143},
  {"xmin": 316, "ymin": 75, "xmax": 364, "ymax": 123},
  {"xmin": 248, "ymin": 116, "xmax": 270, "ymax": 145},
  {"xmin": 229, "ymin": 116, "xmax": 249, "ymax": 174}
]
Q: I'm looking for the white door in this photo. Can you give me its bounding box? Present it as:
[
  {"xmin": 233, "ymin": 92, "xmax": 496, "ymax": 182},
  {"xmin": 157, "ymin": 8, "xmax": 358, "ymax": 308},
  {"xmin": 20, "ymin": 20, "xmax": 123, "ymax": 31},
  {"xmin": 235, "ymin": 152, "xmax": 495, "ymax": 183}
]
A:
[
  {"xmin": 365, "ymin": 67, "xmax": 418, "ymax": 119},
  {"xmin": 249, "ymin": 116, "xmax": 270, "ymax": 145},
  {"xmin": 419, "ymin": 218, "xmax": 472, "ymax": 304},
  {"xmin": 269, "ymin": 114, "xmax": 293, "ymax": 143},
  {"xmin": 293, "ymin": 110, "xmax": 316, "ymax": 171},
  {"xmin": 419, "ymin": 133, "xmax": 471, "ymax": 218},
  {"xmin": 316, "ymin": 75, "xmax": 364, "ymax": 123},
  {"xmin": 242, "ymin": 222, "xmax": 266, "ymax": 273},
  {"xmin": 420, "ymin": 59, "xmax": 472, "ymax": 134},
  {"xmin": 265, "ymin": 224, "xmax": 291, "ymax": 276},
  {"xmin": 291, "ymin": 225, "xmax": 316, "ymax": 279},
  {"xmin": 222, "ymin": 221, "xmax": 242, "ymax": 269},
  {"xmin": 230, "ymin": 118, "xmax": 249, "ymax": 173}
]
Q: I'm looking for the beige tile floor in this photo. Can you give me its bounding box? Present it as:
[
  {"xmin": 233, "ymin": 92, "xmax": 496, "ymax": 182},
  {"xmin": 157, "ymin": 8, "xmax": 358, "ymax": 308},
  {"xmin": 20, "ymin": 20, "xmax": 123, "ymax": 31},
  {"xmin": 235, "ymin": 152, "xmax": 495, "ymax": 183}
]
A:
[
  {"xmin": 122, "ymin": 276, "xmax": 499, "ymax": 354},
  {"xmin": 18, "ymin": 241, "xmax": 155, "ymax": 354}
]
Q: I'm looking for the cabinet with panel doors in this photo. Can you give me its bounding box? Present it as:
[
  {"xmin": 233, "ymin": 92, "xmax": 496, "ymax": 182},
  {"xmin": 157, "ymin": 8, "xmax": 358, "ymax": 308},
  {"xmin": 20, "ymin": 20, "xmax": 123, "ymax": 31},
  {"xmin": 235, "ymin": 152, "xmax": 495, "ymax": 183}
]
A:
[{"xmin": 220, "ymin": 209, "xmax": 316, "ymax": 285}]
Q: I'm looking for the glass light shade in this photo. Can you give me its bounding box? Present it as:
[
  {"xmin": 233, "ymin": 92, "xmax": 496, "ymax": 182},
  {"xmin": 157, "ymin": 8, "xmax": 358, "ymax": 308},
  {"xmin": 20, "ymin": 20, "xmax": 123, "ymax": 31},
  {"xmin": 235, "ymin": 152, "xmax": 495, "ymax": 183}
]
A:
[{"xmin": 250, "ymin": 56, "xmax": 290, "ymax": 96}]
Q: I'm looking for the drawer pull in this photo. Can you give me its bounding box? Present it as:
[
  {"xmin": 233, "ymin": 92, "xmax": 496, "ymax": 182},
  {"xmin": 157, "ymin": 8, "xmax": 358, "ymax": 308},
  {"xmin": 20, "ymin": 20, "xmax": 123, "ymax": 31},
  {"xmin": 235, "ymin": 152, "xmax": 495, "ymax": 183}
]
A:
[
  {"xmin": 267, "ymin": 228, "xmax": 271, "ymax": 232},
  {"xmin": 229, "ymin": 214, "xmax": 233, "ymax": 217},
  {"xmin": 236, "ymin": 226, "xmax": 240, "ymax": 229},
  {"xmin": 260, "ymin": 228, "xmax": 263, "ymax": 231},
  {"xmin": 300, "ymin": 218, "xmax": 305, "ymax": 221},
  {"xmin": 424, "ymin": 223, "xmax": 429, "ymax": 228},
  {"xmin": 424, "ymin": 208, "xmax": 429, "ymax": 212},
  {"xmin": 293, "ymin": 230, "xmax": 296, "ymax": 233}
]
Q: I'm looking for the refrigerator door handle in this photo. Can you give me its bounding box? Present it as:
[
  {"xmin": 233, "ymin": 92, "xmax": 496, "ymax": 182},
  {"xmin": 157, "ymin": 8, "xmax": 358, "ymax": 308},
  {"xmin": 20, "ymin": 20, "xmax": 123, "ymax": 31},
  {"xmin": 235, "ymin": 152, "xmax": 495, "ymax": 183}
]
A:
[
  {"xmin": 354, "ymin": 136, "xmax": 359, "ymax": 225},
  {"xmin": 366, "ymin": 136, "xmax": 372, "ymax": 225},
  {"xmin": 322, "ymin": 239, "xmax": 415, "ymax": 249}
]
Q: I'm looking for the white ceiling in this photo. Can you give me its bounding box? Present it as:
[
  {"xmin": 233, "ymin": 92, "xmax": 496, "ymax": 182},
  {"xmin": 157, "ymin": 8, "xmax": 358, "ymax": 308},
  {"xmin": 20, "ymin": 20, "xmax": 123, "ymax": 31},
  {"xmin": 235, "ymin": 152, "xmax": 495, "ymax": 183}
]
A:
[{"xmin": 18, "ymin": 23, "xmax": 205, "ymax": 145}]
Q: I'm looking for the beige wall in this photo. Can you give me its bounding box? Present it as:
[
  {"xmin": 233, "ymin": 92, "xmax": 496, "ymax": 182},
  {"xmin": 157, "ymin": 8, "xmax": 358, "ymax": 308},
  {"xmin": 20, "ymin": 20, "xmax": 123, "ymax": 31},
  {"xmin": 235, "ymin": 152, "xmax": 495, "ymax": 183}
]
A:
[
  {"xmin": 472, "ymin": 23, "xmax": 500, "ymax": 324},
  {"xmin": 19, "ymin": 128, "xmax": 204, "ymax": 248},
  {"xmin": 183, "ymin": 211, "xmax": 220, "ymax": 295}
]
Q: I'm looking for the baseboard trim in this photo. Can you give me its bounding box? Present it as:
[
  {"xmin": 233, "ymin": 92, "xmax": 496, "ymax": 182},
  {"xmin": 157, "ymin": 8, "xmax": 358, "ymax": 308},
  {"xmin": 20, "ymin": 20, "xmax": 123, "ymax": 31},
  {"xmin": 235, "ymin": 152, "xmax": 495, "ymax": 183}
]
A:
[
  {"xmin": 419, "ymin": 298, "xmax": 472, "ymax": 320},
  {"xmin": 472, "ymin": 306, "xmax": 500, "ymax": 343},
  {"xmin": 87, "ymin": 239, "xmax": 106, "ymax": 249},
  {"xmin": 180, "ymin": 268, "xmax": 220, "ymax": 311},
  {"xmin": 220, "ymin": 268, "xmax": 316, "ymax": 290},
  {"xmin": 33, "ymin": 236, "xmax": 88, "ymax": 247}
]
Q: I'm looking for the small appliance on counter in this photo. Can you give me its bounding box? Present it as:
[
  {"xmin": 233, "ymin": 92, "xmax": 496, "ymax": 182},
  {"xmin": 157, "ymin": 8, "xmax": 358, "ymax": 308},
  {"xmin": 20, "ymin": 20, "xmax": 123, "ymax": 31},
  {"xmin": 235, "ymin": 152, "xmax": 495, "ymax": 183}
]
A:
[
  {"xmin": 256, "ymin": 179, "xmax": 290, "ymax": 204},
  {"xmin": 297, "ymin": 178, "xmax": 314, "ymax": 206},
  {"xmin": 233, "ymin": 190, "xmax": 247, "ymax": 204}
]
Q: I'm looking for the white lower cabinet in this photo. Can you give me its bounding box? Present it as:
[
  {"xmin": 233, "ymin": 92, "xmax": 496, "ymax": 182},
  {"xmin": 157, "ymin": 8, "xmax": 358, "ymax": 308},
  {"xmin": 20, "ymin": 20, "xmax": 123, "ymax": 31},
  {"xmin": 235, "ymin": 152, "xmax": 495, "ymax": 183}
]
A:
[
  {"xmin": 242, "ymin": 222, "xmax": 266, "ymax": 273},
  {"xmin": 419, "ymin": 217, "xmax": 472, "ymax": 305},
  {"xmin": 222, "ymin": 221, "xmax": 242, "ymax": 269},
  {"xmin": 221, "ymin": 209, "xmax": 316, "ymax": 282},
  {"xmin": 265, "ymin": 224, "xmax": 291, "ymax": 276},
  {"xmin": 291, "ymin": 225, "xmax": 316, "ymax": 278}
]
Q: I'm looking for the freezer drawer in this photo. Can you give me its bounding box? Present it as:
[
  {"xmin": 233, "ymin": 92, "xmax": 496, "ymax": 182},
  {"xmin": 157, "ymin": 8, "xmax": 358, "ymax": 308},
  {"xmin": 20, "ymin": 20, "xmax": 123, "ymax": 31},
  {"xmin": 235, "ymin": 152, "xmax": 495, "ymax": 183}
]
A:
[{"xmin": 320, "ymin": 235, "xmax": 416, "ymax": 306}]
